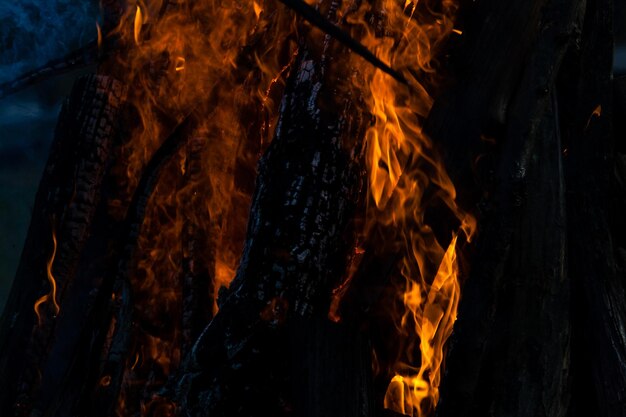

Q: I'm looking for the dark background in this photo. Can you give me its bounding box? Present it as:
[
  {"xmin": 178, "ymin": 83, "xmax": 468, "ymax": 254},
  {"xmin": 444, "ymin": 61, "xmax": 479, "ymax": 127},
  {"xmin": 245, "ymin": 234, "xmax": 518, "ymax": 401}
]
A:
[{"xmin": 0, "ymin": 0, "xmax": 624, "ymax": 311}]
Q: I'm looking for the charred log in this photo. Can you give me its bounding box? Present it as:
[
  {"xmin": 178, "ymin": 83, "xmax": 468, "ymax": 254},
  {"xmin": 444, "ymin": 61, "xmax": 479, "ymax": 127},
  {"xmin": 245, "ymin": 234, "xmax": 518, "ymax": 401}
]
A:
[
  {"xmin": 431, "ymin": 0, "xmax": 585, "ymax": 415},
  {"xmin": 175, "ymin": 17, "xmax": 370, "ymax": 417},
  {"xmin": 559, "ymin": 0, "xmax": 626, "ymax": 414},
  {"xmin": 0, "ymin": 74, "xmax": 126, "ymax": 416}
]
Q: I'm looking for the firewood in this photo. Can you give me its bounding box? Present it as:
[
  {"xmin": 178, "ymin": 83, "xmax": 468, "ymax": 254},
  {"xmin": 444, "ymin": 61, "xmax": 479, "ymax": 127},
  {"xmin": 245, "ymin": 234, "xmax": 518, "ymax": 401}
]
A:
[
  {"xmin": 430, "ymin": 0, "xmax": 585, "ymax": 414},
  {"xmin": 0, "ymin": 74, "xmax": 126, "ymax": 416},
  {"xmin": 175, "ymin": 15, "xmax": 368, "ymax": 417},
  {"xmin": 560, "ymin": 0, "xmax": 626, "ymax": 414}
]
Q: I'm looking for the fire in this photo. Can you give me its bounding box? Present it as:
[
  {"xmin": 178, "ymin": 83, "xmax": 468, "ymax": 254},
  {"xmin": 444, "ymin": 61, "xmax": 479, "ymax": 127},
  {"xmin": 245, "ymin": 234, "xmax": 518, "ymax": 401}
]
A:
[
  {"xmin": 96, "ymin": 22, "xmax": 102, "ymax": 50},
  {"xmin": 95, "ymin": 0, "xmax": 473, "ymax": 414},
  {"xmin": 33, "ymin": 225, "xmax": 60, "ymax": 326},
  {"xmin": 105, "ymin": 1, "xmax": 298, "ymax": 413},
  {"xmin": 384, "ymin": 236, "xmax": 462, "ymax": 415},
  {"xmin": 133, "ymin": 5, "xmax": 143, "ymax": 46},
  {"xmin": 586, "ymin": 104, "xmax": 602, "ymax": 129},
  {"xmin": 174, "ymin": 56, "xmax": 186, "ymax": 72},
  {"xmin": 253, "ymin": 1, "xmax": 263, "ymax": 20},
  {"xmin": 342, "ymin": 0, "xmax": 475, "ymax": 415}
]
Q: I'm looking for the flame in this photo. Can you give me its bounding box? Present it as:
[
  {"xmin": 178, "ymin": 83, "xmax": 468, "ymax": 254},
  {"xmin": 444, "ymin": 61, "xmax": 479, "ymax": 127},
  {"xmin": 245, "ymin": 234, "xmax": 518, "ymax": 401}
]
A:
[
  {"xmin": 253, "ymin": 1, "xmax": 263, "ymax": 20},
  {"xmin": 342, "ymin": 0, "xmax": 475, "ymax": 415},
  {"xmin": 96, "ymin": 22, "xmax": 102, "ymax": 50},
  {"xmin": 585, "ymin": 104, "xmax": 602, "ymax": 129},
  {"xmin": 592, "ymin": 104, "xmax": 602, "ymax": 117},
  {"xmin": 174, "ymin": 56, "xmax": 186, "ymax": 72},
  {"xmin": 133, "ymin": 5, "xmax": 143, "ymax": 46},
  {"xmin": 384, "ymin": 236, "xmax": 461, "ymax": 415},
  {"xmin": 102, "ymin": 1, "xmax": 474, "ymax": 414},
  {"xmin": 106, "ymin": 1, "xmax": 298, "ymax": 413},
  {"xmin": 34, "ymin": 225, "xmax": 60, "ymax": 326}
]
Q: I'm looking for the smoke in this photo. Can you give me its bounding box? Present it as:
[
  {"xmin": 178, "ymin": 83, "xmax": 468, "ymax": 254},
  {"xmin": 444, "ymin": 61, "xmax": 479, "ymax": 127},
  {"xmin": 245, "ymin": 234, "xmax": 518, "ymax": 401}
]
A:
[{"xmin": 0, "ymin": 0, "xmax": 98, "ymax": 85}]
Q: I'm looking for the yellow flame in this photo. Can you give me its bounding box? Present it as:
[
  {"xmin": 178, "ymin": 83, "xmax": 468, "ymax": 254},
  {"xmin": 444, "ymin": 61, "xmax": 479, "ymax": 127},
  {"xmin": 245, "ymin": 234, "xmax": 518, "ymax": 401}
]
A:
[
  {"xmin": 34, "ymin": 226, "xmax": 60, "ymax": 326},
  {"xmin": 343, "ymin": 1, "xmax": 475, "ymax": 415},
  {"xmin": 134, "ymin": 5, "xmax": 142, "ymax": 46},
  {"xmin": 384, "ymin": 236, "xmax": 461, "ymax": 415},
  {"xmin": 175, "ymin": 56, "xmax": 186, "ymax": 72}
]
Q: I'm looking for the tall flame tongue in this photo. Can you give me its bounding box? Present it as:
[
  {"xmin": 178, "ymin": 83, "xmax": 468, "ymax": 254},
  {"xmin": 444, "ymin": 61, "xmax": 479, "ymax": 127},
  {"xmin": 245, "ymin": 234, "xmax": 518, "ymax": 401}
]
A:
[{"xmin": 345, "ymin": 0, "xmax": 475, "ymax": 416}]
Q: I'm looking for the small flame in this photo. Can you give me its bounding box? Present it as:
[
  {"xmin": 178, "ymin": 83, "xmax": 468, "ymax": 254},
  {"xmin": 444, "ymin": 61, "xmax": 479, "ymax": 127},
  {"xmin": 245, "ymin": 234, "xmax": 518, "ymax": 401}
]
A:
[
  {"xmin": 585, "ymin": 104, "xmax": 602, "ymax": 129},
  {"xmin": 34, "ymin": 225, "xmax": 60, "ymax": 326},
  {"xmin": 593, "ymin": 104, "xmax": 602, "ymax": 117},
  {"xmin": 96, "ymin": 22, "xmax": 102, "ymax": 50},
  {"xmin": 253, "ymin": 1, "xmax": 263, "ymax": 20},
  {"xmin": 175, "ymin": 56, "xmax": 186, "ymax": 72},
  {"xmin": 134, "ymin": 5, "xmax": 143, "ymax": 46}
]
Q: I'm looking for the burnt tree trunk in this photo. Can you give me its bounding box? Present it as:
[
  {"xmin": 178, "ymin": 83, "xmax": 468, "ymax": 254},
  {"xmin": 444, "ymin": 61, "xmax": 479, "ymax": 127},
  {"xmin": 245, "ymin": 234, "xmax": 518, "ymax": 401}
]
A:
[
  {"xmin": 430, "ymin": 0, "xmax": 624, "ymax": 415},
  {"xmin": 0, "ymin": 74, "xmax": 126, "ymax": 417},
  {"xmin": 175, "ymin": 12, "xmax": 371, "ymax": 417},
  {"xmin": 561, "ymin": 0, "xmax": 626, "ymax": 414}
]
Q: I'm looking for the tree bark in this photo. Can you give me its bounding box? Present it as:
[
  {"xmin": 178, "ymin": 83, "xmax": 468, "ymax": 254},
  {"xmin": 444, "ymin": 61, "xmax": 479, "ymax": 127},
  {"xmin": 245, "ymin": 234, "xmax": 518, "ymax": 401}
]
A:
[
  {"xmin": 560, "ymin": 0, "xmax": 626, "ymax": 414},
  {"xmin": 431, "ymin": 0, "xmax": 585, "ymax": 415},
  {"xmin": 175, "ymin": 8, "xmax": 370, "ymax": 416},
  {"xmin": 0, "ymin": 74, "xmax": 126, "ymax": 417}
]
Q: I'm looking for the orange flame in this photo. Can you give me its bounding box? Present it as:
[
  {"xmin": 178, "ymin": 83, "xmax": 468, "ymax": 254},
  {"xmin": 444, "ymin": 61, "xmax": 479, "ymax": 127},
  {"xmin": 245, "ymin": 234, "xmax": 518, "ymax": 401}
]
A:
[
  {"xmin": 103, "ymin": 1, "xmax": 474, "ymax": 415},
  {"xmin": 384, "ymin": 236, "xmax": 462, "ymax": 415},
  {"xmin": 96, "ymin": 22, "xmax": 102, "ymax": 50},
  {"xmin": 34, "ymin": 225, "xmax": 60, "ymax": 326},
  {"xmin": 106, "ymin": 2, "xmax": 299, "ymax": 412},
  {"xmin": 585, "ymin": 104, "xmax": 602, "ymax": 129},
  {"xmin": 133, "ymin": 5, "xmax": 143, "ymax": 46},
  {"xmin": 342, "ymin": 0, "xmax": 475, "ymax": 415}
]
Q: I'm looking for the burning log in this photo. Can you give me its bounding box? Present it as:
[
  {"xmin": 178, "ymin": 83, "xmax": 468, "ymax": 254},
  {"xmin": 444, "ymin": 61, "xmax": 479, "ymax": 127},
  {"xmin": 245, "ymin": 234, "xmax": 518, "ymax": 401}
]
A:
[
  {"xmin": 85, "ymin": 114, "xmax": 198, "ymax": 417},
  {"xmin": 175, "ymin": 9, "xmax": 370, "ymax": 415},
  {"xmin": 0, "ymin": 73, "xmax": 126, "ymax": 416},
  {"xmin": 429, "ymin": 0, "xmax": 624, "ymax": 415},
  {"xmin": 1, "ymin": 0, "xmax": 625, "ymax": 416}
]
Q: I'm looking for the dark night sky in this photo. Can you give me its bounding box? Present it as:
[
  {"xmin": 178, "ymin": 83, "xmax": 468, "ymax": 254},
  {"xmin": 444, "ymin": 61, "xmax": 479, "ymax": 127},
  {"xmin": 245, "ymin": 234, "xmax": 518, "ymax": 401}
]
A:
[{"xmin": 0, "ymin": 0, "xmax": 624, "ymax": 310}]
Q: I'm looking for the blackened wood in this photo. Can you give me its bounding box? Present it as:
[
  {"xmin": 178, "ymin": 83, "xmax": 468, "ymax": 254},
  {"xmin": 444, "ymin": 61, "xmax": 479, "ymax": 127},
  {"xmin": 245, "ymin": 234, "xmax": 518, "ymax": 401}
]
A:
[
  {"xmin": 277, "ymin": 0, "xmax": 407, "ymax": 85},
  {"xmin": 86, "ymin": 114, "xmax": 198, "ymax": 417},
  {"xmin": 0, "ymin": 74, "xmax": 125, "ymax": 417},
  {"xmin": 181, "ymin": 136, "xmax": 213, "ymax": 358},
  {"xmin": 432, "ymin": 0, "xmax": 585, "ymax": 414},
  {"xmin": 560, "ymin": 0, "xmax": 626, "ymax": 414},
  {"xmin": 475, "ymin": 91, "xmax": 569, "ymax": 417},
  {"xmin": 425, "ymin": 0, "xmax": 548, "ymax": 205},
  {"xmin": 0, "ymin": 42, "xmax": 99, "ymax": 101},
  {"xmin": 175, "ymin": 12, "xmax": 369, "ymax": 417}
]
